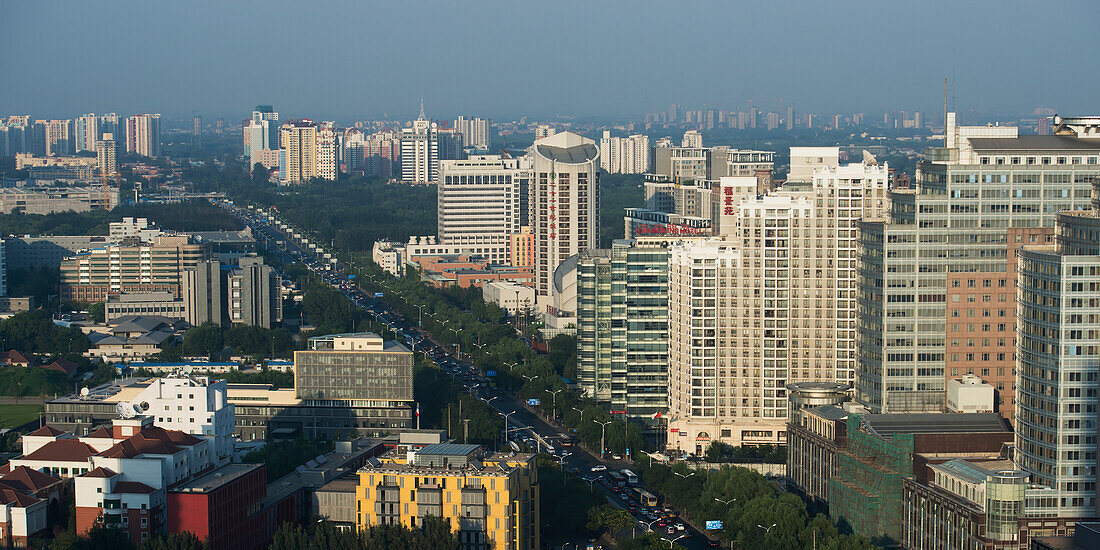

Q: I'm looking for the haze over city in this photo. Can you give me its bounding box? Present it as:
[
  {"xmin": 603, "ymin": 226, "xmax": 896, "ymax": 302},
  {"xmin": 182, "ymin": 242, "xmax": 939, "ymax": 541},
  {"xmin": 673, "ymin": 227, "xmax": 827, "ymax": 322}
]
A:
[{"xmin": 4, "ymin": 0, "xmax": 1098, "ymax": 120}]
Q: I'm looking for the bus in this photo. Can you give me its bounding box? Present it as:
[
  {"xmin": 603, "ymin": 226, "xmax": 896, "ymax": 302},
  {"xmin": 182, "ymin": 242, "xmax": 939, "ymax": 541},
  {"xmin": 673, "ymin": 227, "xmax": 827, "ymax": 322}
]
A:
[
  {"xmin": 621, "ymin": 469, "xmax": 639, "ymax": 486},
  {"xmin": 607, "ymin": 471, "xmax": 626, "ymax": 487},
  {"xmin": 558, "ymin": 433, "xmax": 574, "ymax": 448},
  {"xmin": 639, "ymin": 490, "xmax": 659, "ymax": 508}
]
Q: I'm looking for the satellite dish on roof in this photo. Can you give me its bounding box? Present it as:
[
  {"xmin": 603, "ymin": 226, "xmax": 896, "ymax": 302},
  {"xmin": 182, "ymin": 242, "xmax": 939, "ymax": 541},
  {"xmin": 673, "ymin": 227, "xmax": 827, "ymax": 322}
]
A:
[
  {"xmin": 79, "ymin": 387, "xmax": 90, "ymax": 398},
  {"xmin": 509, "ymin": 441, "xmax": 520, "ymax": 452},
  {"xmin": 136, "ymin": 401, "xmax": 149, "ymax": 413},
  {"xmin": 116, "ymin": 402, "xmax": 136, "ymax": 419}
]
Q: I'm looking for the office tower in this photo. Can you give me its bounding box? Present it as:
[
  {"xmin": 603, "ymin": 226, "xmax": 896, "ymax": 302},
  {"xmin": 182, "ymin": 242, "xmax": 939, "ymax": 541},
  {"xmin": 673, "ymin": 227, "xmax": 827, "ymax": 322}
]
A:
[
  {"xmin": 315, "ymin": 122, "xmax": 339, "ymax": 180},
  {"xmin": 95, "ymin": 134, "xmax": 118, "ymax": 176},
  {"xmin": 454, "ymin": 116, "xmax": 490, "ymax": 149},
  {"xmin": 227, "ymin": 256, "xmax": 283, "ymax": 327},
  {"xmin": 279, "ymin": 121, "xmax": 318, "ymax": 184},
  {"xmin": 528, "ymin": 132, "xmax": 599, "ymax": 300},
  {"xmin": 245, "ymin": 105, "xmax": 279, "ymax": 164},
  {"xmin": 669, "ymin": 104, "xmax": 679, "ymax": 123},
  {"xmin": 0, "ymin": 238, "xmax": 6, "ymax": 297},
  {"xmin": 436, "ymin": 126, "xmax": 463, "ymax": 164},
  {"xmin": 599, "ymin": 132, "xmax": 650, "ymax": 174},
  {"xmin": 74, "ymin": 114, "xmax": 98, "ymax": 152},
  {"xmin": 1037, "ymin": 116, "xmax": 1052, "ymax": 135},
  {"xmin": 294, "ymin": 332, "xmax": 413, "ymax": 421},
  {"xmin": 786, "ymin": 106, "xmax": 794, "ymax": 131},
  {"xmin": 856, "ymin": 113, "xmax": 1100, "ymax": 415},
  {"xmin": 125, "ymin": 114, "xmax": 161, "ymax": 157},
  {"xmin": 0, "ymin": 118, "xmax": 29, "ymax": 156},
  {"xmin": 437, "ymin": 155, "xmax": 531, "ymax": 264},
  {"xmin": 681, "ymin": 130, "xmax": 703, "ymax": 148},
  {"xmin": 1012, "ymin": 116, "xmax": 1100, "ymax": 517},
  {"xmin": 651, "ymin": 145, "xmax": 774, "ymax": 186},
  {"xmin": 577, "ymin": 240, "xmax": 669, "ymax": 421},
  {"xmin": 184, "ymin": 260, "xmax": 224, "ymax": 326},
  {"xmin": 400, "ymin": 107, "xmax": 439, "ymax": 183},
  {"xmin": 354, "ymin": 444, "xmax": 539, "ymax": 550},
  {"xmin": 60, "ymin": 235, "xmax": 202, "ymax": 302},
  {"xmin": 666, "ymin": 157, "xmax": 889, "ymax": 451}
]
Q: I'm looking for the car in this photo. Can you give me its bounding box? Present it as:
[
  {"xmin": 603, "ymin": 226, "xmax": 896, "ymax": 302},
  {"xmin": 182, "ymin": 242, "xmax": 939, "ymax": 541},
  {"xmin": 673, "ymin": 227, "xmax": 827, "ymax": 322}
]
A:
[
  {"xmin": 656, "ymin": 521, "xmax": 666, "ymax": 528},
  {"xmin": 666, "ymin": 527, "xmax": 677, "ymax": 535},
  {"xmin": 707, "ymin": 540, "xmax": 721, "ymax": 547},
  {"xmin": 675, "ymin": 523, "xmax": 685, "ymax": 531},
  {"xmin": 590, "ymin": 465, "xmax": 607, "ymax": 472},
  {"xmin": 611, "ymin": 454, "xmax": 623, "ymax": 460}
]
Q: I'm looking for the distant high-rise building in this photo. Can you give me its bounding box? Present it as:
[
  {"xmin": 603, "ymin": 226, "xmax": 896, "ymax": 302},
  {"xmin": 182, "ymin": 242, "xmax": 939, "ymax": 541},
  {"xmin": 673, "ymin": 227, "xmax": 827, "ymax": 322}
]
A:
[
  {"xmin": 669, "ymin": 104, "xmax": 679, "ymax": 123},
  {"xmin": 400, "ymin": 112, "xmax": 438, "ymax": 183},
  {"xmin": 599, "ymin": 132, "xmax": 650, "ymax": 174},
  {"xmin": 454, "ymin": 116, "xmax": 490, "ymax": 149},
  {"xmin": 766, "ymin": 112, "xmax": 781, "ymax": 131},
  {"xmin": 1037, "ymin": 115, "xmax": 1052, "ymax": 135},
  {"xmin": 244, "ymin": 105, "xmax": 279, "ymax": 165},
  {"xmin": 279, "ymin": 121, "xmax": 318, "ymax": 184},
  {"xmin": 74, "ymin": 114, "xmax": 98, "ymax": 153},
  {"xmin": 97, "ymin": 113, "xmax": 119, "ymax": 141},
  {"xmin": 192, "ymin": 115, "xmax": 202, "ymax": 149},
  {"xmin": 681, "ymin": 130, "xmax": 703, "ymax": 148},
  {"xmin": 125, "ymin": 114, "xmax": 161, "ymax": 158},
  {"xmin": 95, "ymin": 134, "xmax": 117, "ymax": 176},
  {"xmin": 315, "ymin": 122, "xmax": 339, "ymax": 181},
  {"xmin": 528, "ymin": 132, "xmax": 599, "ymax": 300},
  {"xmin": 37, "ymin": 119, "xmax": 73, "ymax": 156},
  {"xmin": 534, "ymin": 124, "xmax": 557, "ymax": 140},
  {"xmin": 786, "ymin": 106, "xmax": 794, "ymax": 130}
]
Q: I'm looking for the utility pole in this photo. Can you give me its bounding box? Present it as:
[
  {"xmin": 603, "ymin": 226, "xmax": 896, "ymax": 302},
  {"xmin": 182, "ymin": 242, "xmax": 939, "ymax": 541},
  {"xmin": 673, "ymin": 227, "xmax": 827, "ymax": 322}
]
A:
[{"xmin": 463, "ymin": 419, "xmax": 470, "ymax": 443}]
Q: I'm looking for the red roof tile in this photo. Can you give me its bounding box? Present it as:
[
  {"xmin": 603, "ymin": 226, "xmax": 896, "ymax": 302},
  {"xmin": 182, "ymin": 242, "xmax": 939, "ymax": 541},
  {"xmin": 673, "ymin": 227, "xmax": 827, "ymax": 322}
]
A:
[
  {"xmin": 112, "ymin": 481, "xmax": 155, "ymax": 494},
  {"xmin": 21, "ymin": 439, "xmax": 97, "ymax": 463},
  {"xmin": 84, "ymin": 427, "xmax": 113, "ymax": 439},
  {"xmin": 0, "ymin": 466, "xmax": 61, "ymax": 492},
  {"xmin": 0, "ymin": 464, "xmax": 10, "ymax": 475},
  {"xmin": 41, "ymin": 359, "xmax": 79, "ymax": 376},
  {"xmin": 25, "ymin": 426, "xmax": 65, "ymax": 438},
  {"xmin": 0, "ymin": 351, "xmax": 33, "ymax": 365},
  {"xmin": 0, "ymin": 488, "xmax": 39, "ymax": 507},
  {"xmin": 81, "ymin": 467, "xmax": 117, "ymax": 479}
]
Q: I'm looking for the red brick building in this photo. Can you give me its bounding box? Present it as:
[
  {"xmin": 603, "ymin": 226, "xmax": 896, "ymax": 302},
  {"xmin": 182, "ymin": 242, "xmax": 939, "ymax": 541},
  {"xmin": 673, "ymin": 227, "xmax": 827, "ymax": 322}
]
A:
[{"xmin": 167, "ymin": 463, "xmax": 267, "ymax": 550}]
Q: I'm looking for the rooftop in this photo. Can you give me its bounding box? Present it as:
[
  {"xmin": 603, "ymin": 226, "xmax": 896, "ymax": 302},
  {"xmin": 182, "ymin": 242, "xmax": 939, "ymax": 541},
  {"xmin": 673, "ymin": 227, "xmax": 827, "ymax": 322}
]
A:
[
  {"xmin": 860, "ymin": 412, "xmax": 1009, "ymax": 437},
  {"xmin": 171, "ymin": 463, "xmax": 262, "ymax": 494},
  {"xmin": 967, "ymin": 135, "xmax": 1100, "ymax": 152}
]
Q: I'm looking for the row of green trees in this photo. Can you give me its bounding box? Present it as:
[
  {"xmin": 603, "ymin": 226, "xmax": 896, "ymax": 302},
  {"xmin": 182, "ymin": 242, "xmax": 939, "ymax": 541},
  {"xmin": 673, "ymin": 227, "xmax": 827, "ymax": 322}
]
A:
[
  {"xmin": 0, "ymin": 200, "xmax": 243, "ymax": 237},
  {"xmin": 634, "ymin": 460, "xmax": 875, "ymax": 550},
  {"xmin": 173, "ymin": 323, "xmax": 295, "ymax": 359},
  {"xmin": 268, "ymin": 518, "xmax": 458, "ymax": 550},
  {"xmin": 704, "ymin": 442, "xmax": 787, "ymax": 464}
]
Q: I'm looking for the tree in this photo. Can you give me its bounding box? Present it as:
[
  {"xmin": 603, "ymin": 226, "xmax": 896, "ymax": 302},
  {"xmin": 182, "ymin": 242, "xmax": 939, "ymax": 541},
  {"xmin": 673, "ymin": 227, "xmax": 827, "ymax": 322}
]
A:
[
  {"xmin": 138, "ymin": 532, "xmax": 209, "ymax": 550},
  {"xmin": 181, "ymin": 323, "xmax": 224, "ymax": 357},
  {"xmin": 252, "ymin": 163, "xmax": 271, "ymax": 186},
  {"xmin": 87, "ymin": 302, "xmax": 106, "ymax": 323},
  {"xmin": 586, "ymin": 504, "xmax": 634, "ymax": 540}
]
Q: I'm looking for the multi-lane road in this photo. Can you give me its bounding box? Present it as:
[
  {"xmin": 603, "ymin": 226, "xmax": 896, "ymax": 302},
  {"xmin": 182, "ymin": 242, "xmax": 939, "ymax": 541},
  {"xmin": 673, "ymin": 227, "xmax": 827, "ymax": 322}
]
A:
[{"xmin": 220, "ymin": 200, "xmax": 720, "ymax": 549}]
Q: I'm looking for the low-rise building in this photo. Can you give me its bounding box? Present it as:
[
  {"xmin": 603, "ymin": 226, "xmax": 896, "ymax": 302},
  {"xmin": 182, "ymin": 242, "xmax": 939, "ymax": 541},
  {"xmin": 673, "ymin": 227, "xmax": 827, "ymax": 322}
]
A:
[
  {"xmin": 482, "ymin": 281, "xmax": 535, "ymax": 316},
  {"xmin": 84, "ymin": 316, "xmax": 184, "ymax": 362},
  {"xmin": 105, "ymin": 292, "xmax": 187, "ymax": 322},
  {"xmin": 827, "ymin": 412, "xmax": 1013, "ymax": 544},
  {"xmin": 0, "ymin": 184, "xmax": 119, "ymax": 215},
  {"xmin": 354, "ymin": 443, "xmax": 540, "ymax": 550}
]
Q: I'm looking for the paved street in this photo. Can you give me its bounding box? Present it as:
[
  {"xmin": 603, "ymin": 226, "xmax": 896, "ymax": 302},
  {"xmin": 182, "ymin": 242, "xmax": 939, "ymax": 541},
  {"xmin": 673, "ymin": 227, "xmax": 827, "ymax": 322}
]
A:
[{"xmin": 222, "ymin": 201, "xmax": 721, "ymax": 549}]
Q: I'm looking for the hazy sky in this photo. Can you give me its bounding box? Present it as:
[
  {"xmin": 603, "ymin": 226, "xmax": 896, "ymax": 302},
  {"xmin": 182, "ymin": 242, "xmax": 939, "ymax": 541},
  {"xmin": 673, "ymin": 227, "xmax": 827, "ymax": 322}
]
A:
[{"xmin": 4, "ymin": 0, "xmax": 1097, "ymax": 122}]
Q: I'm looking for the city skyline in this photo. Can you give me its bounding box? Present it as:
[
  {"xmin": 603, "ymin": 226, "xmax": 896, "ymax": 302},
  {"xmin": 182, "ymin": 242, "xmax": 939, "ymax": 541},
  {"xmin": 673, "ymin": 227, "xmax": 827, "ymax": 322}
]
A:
[{"xmin": 4, "ymin": 1, "xmax": 1098, "ymax": 120}]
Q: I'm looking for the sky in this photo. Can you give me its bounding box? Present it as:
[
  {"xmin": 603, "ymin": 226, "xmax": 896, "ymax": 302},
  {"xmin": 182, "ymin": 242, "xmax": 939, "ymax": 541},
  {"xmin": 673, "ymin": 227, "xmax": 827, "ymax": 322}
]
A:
[{"xmin": 3, "ymin": 0, "xmax": 1098, "ymax": 123}]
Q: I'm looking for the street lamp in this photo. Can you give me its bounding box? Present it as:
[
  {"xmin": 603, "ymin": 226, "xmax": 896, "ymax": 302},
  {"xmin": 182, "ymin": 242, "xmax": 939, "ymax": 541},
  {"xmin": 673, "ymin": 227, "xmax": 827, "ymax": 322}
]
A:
[
  {"xmin": 661, "ymin": 534, "xmax": 688, "ymax": 548},
  {"xmin": 413, "ymin": 304, "xmax": 426, "ymax": 327},
  {"xmin": 714, "ymin": 497, "xmax": 737, "ymax": 506},
  {"xmin": 672, "ymin": 471, "xmax": 695, "ymax": 479},
  {"xmin": 757, "ymin": 523, "xmax": 777, "ymax": 534},
  {"xmin": 594, "ymin": 419, "xmax": 613, "ymax": 459},
  {"xmin": 643, "ymin": 518, "xmax": 663, "ymax": 532},
  {"xmin": 545, "ymin": 388, "xmax": 563, "ymax": 420},
  {"xmin": 501, "ymin": 410, "xmax": 517, "ymax": 451}
]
